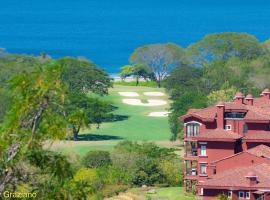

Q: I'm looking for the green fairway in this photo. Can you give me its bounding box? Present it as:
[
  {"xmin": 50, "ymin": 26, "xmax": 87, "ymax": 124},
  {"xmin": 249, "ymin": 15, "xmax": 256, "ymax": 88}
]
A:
[
  {"xmin": 51, "ymin": 85, "xmax": 175, "ymax": 155},
  {"xmin": 83, "ymin": 85, "xmax": 171, "ymax": 141}
]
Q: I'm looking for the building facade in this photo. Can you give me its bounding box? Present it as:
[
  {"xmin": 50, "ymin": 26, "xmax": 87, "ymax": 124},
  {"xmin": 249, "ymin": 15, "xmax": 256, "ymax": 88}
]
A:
[{"xmin": 180, "ymin": 89, "xmax": 270, "ymax": 199}]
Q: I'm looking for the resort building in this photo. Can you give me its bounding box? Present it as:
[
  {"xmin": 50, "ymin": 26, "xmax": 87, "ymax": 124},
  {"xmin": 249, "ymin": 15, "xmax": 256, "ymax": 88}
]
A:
[{"xmin": 180, "ymin": 89, "xmax": 270, "ymax": 200}]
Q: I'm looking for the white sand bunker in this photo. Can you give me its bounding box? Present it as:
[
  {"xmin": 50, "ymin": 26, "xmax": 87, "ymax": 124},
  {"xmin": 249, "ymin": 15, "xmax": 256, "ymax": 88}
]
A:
[
  {"xmin": 122, "ymin": 99, "xmax": 167, "ymax": 106},
  {"xmin": 148, "ymin": 112, "xmax": 170, "ymax": 117},
  {"xmin": 118, "ymin": 92, "xmax": 139, "ymax": 97},
  {"xmin": 143, "ymin": 92, "xmax": 165, "ymax": 96}
]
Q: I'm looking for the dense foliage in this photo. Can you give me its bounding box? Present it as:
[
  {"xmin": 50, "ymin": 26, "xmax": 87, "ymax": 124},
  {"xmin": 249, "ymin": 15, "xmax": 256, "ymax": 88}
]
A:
[
  {"xmin": 0, "ymin": 55, "xmax": 113, "ymax": 198},
  {"xmin": 82, "ymin": 150, "xmax": 112, "ymax": 168}
]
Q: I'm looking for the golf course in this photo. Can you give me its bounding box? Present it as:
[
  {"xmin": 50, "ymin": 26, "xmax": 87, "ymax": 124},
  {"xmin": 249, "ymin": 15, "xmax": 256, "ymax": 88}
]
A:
[{"xmin": 50, "ymin": 84, "xmax": 182, "ymax": 155}]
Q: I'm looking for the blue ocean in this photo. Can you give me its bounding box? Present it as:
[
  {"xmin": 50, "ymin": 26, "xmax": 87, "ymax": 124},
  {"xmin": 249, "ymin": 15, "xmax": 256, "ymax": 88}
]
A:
[{"xmin": 0, "ymin": 0, "xmax": 270, "ymax": 73}]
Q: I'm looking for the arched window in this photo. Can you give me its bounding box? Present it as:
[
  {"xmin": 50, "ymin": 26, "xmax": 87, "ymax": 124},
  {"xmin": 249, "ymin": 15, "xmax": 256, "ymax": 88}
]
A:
[{"xmin": 186, "ymin": 122, "xmax": 200, "ymax": 137}]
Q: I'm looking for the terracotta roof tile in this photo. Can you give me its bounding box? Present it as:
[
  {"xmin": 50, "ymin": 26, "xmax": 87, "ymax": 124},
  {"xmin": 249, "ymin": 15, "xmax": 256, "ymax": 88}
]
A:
[
  {"xmin": 243, "ymin": 131, "xmax": 270, "ymax": 141},
  {"xmin": 247, "ymin": 145, "xmax": 270, "ymax": 158},
  {"xmin": 181, "ymin": 97, "xmax": 270, "ymax": 122},
  {"xmin": 211, "ymin": 145, "xmax": 270, "ymax": 164},
  {"xmin": 181, "ymin": 106, "xmax": 216, "ymax": 121},
  {"xmin": 194, "ymin": 128, "xmax": 242, "ymax": 141},
  {"xmin": 198, "ymin": 163, "xmax": 270, "ymax": 188}
]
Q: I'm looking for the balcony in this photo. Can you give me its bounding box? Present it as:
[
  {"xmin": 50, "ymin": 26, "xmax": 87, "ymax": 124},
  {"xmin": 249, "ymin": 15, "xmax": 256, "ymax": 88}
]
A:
[
  {"xmin": 185, "ymin": 160, "xmax": 198, "ymax": 180},
  {"xmin": 186, "ymin": 168, "xmax": 198, "ymax": 176},
  {"xmin": 185, "ymin": 141, "xmax": 198, "ymax": 159}
]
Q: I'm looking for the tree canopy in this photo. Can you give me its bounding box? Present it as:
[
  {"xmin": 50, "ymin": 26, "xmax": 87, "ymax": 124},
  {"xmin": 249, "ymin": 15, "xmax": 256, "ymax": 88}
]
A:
[
  {"xmin": 130, "ymin": 43, "xmax": 187, "ymax": 87},
  {"xmin": 187, "ymin": 32, "xmax": 267, "ymax": 65}
]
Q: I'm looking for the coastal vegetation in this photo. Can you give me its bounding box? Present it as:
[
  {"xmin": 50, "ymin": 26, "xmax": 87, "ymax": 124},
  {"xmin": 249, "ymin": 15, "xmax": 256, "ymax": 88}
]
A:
[{"xmin": 0, "ymin": 32, "xmax": 270, "ymax": 199}]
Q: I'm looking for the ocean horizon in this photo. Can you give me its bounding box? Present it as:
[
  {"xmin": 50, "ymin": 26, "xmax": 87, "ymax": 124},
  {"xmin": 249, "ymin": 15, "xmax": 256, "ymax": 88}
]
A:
[{"xmin": 1, "ymin": 0, "xmax": 270, "ymax": 73}]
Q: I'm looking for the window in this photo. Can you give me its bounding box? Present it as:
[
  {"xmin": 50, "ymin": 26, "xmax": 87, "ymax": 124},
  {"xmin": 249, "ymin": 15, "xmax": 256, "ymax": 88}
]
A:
[
  {"xmin": 200, "ymin": 145, "xmax": 207, "ymax": 156},
  {"xmin": 239, "ymin": 191, "xmax": 245, "ymax": 199},
  {"xmin": 225, "ymin": 125, "xmax": 232, "ymax": 130},
  {"xmin": 228, "ymin": 191, "xmax": 232, "ymax": 198},
  {"xmin": 246, "ymin": 192, "xmax": 250, "ymax": 199},
  {"xmin": 257, "ymin": 195, "xmax": 264, "ymax": 200},
  {"xmin": 200, "ymin": 188, "xmax": 204, "ymax": 195},
  {"xmin": 243, "ymin": 124, "xmax": 248, "ymax": 134},
  {"xmin": 200, "ymin": 164, "xmax": 207, "ymax": 175},
  {"xmin": 225, "ymin": 112, "xmax": 246, "ymax": 119},
  {"xmin": 187, "ymin": 123, "xmax": 200, "ymax": 137}
]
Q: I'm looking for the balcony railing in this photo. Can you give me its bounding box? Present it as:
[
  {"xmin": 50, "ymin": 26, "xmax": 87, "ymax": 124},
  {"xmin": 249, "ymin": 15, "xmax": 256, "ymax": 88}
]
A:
[
  {"xmin": 187, "ymin": 149, "xmax": 198, "ymax": 157},
  {"xmin": 186, "ymin": 169, "xmax": 198, "ymax": 176}
]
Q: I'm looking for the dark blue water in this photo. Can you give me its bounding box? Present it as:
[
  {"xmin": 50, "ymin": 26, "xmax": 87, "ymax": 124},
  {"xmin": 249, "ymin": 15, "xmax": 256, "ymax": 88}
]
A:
[{"xmin": 1, "ymin": 0, "xmax": 270, "ymax": 73}]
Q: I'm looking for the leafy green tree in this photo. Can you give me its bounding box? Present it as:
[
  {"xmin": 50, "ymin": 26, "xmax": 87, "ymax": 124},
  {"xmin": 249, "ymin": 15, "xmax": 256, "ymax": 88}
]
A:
[
  {"xmin": 130, "ymin": 43, "xmax": 187, "ymax": 87},
  {"xmin": 64, "ymin": 92, "xmax": 92, "ymax": 140},
  {"xmin": 64, "ymin": 93, "xmax": 113, "ymax": 140},
  {"xmin": 59, "ymin": 57, "xmax": 113, "ymax": 140},
  {"xmin": 87, "ymin": 98, "xmax": 113, "ymax": 129},
  {"xmin": 132, "ymin": 64, "xmax": 154, "ymax": 86},
  {"xmin": 169, "ymin": 92, "xmax": 207, "ymax": 140},
  {"xmin": 0, "ymin": 54, "xmax": 39, "ymax": 87},
  {"xmin": 0, "ymin": 62, "xmax": 68, "ymax": 193},
  {"xmin": 247, "ymin": 55, "xmax": 270, "ymax": 89},
  {"xmin": 188, "ymin": 32, "xmax": 266, "ymax": 65},
  {"xmin": 82, "ymin": 151, "xmax": 112, "ymax": 168},
  {"xmin": 203, "ymin": 58, "xmax": 251, "ymax": 91},
  {"xmin": 164, "ymin": 66, "xmax": 204, "ymax": 99},
  {"xmin": 59, "ymin": 57, "xmax": 112, "ymax": 95},
  {"xmin": 207, "ymin": 85, "xmax": 238, "ymax": 105},
  {"xmin": 111, "ymin": 141, "xmax": 182, "ymax": 186},
  {"xmin": 120, "ymin": 65, "xmax": 134, "ymax": 80},
  {"xmin": 120, "ymin": 64, "xmax": 154, "ymax": 86}
]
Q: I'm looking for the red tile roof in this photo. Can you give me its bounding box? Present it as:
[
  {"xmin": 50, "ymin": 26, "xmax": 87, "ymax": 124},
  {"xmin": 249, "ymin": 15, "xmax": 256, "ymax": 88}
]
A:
[
  {"xmin": 211, "ymin": 145, "xmax": 270, "ymax": 164},
  {"xmin": 198, "ymin": 163, "xmax": 270, "ymax": 188},
  {"xmin": 180, "ymin": 106, "xmax": 216, "ymax": 122},
  {"xmin": 243, "ymin": 131, "xmax": 270, "ymax": 141},
  {"xmin": 193, "ymin": 128, "xmax": 242, "ymax": 141},
  {"xmin": 247, "ymin": 145, "xmax": 270, "ymax": 158},
  {"xmin": 245, "ymin": 106, "xmax": 270, "ymax": 121},
  {"xmin": 181, "ymin": 100, "xmax": 270, "ymax": 123}
]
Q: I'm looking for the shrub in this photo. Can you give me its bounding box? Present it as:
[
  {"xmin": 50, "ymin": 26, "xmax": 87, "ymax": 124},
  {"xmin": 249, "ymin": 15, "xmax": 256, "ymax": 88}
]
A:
[
  {"xmin": 112, "ymin": 141, "xmax": 184, "ymax": 187},
  {"xmin": 158, "ymin": 159, "xmax": 183, "ymax": 186},
  {"xmin": 102, "ymin": 184, "xmax": 129, "ymax": 197},
  {"xmin": 82, "ymin": 150, "xmax": 112, "ymax": 168},
  {"xmin": 217, "ymin": 193, "xmax": 229, "ymax": 200}
]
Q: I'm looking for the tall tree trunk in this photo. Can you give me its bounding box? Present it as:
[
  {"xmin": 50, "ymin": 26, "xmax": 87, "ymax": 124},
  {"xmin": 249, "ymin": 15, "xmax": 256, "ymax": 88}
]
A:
[
  {"xmin": 136, "ymin": 76, "xmax": 139, "ymax": 86},
  {"xmin": 73, "ymin": 126, "xmax": 80, "ymax": 141},
  {"xmin": 157, "ymin": 79, "xmax": 161, "ymax": 88}
]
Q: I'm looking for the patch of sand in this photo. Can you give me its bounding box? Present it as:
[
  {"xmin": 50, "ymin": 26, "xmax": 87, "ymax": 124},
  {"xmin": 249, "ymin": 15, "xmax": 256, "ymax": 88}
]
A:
[
  {"xmin": 118, "ymin": 92, "xmax": 139, "ymax": 97},
  {"xmin": 143, "ymin": 92, "xmax": 165, "ymax": 96},
  {"xmin": 148, "ymin": 111, "xmax": 170, "ymax": 117},
  {"xmin": 122, "ymin": 99, "xmax": 167, "ymax": 106}
]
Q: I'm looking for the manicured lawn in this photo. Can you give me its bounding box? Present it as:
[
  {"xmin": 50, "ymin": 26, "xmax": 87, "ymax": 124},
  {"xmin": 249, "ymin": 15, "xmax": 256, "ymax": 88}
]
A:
[
  {"xmin": 51, "ymin": 85, "xmax": 177, "ymax": 155},
  {"xmin": 84, "ymin": 85, "xmax": 171, "ymax": 141}
]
